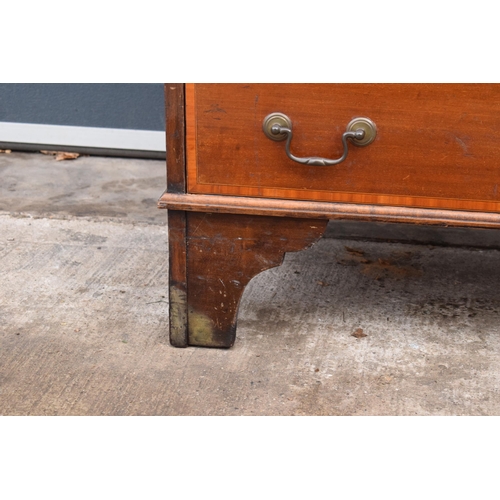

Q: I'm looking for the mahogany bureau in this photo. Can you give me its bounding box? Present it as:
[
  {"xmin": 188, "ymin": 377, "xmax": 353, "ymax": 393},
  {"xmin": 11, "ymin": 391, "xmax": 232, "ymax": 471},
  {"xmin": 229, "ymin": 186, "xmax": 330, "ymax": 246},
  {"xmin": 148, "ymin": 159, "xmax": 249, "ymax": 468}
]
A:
[{"xmin": 158, "ymin": 84, "xmax": 500, "ymax": 348}]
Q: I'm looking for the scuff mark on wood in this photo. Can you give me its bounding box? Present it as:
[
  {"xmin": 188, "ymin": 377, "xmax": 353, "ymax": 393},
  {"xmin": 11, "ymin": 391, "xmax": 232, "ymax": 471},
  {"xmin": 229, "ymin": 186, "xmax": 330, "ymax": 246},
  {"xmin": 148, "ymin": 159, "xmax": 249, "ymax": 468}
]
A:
[
  {"xmin": 169, "ymin": 286, "xmax": 188, "ymax": 347},
  {"xmin": 204, "ymin": 104, "xmax": 227, "ymax": 114}
]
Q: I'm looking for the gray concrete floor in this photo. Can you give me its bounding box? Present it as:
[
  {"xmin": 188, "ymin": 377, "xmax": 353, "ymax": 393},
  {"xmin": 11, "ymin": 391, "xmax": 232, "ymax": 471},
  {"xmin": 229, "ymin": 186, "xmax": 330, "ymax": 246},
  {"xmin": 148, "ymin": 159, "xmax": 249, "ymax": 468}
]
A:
[{"xmin": 1, "ymin": 151, "xmax": 500, "ymax": 415}]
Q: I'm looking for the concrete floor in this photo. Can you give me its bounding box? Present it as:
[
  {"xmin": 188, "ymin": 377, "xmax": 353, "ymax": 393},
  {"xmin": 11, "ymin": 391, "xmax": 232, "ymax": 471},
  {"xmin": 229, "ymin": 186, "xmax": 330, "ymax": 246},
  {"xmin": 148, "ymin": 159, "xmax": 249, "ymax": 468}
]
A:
[{"xmin": 1, "ymin": 151, "xmax": 500, "ymax": 415}]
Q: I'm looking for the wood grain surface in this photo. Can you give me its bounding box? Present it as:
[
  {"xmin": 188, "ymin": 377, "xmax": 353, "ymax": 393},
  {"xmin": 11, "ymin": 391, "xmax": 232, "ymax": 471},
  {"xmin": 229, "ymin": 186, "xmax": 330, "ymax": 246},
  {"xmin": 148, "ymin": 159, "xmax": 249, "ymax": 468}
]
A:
[
  {"xmin": 186, "ymin": 84, "xmax": 500, "ymax": 212},
  {"xmin": 165, "ymin": 84, "xmax": 186, "ymax": 194},
  {"xmin": 165, "ymin": 84, "xmax": 189, "ymax": 346}
]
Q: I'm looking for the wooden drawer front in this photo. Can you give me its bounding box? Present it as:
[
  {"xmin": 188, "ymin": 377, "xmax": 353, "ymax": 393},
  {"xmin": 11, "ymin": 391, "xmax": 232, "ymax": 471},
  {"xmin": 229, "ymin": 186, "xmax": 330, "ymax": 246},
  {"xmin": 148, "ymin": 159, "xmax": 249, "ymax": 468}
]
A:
[{"xmin": 186, "ymin": 84, "xmax": 500, "ymax": 212}]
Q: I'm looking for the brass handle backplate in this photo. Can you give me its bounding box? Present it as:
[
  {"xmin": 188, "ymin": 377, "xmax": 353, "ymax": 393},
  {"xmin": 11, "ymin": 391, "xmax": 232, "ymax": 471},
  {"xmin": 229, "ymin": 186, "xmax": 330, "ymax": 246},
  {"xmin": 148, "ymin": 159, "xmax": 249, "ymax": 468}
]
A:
[{"xmin": 262, "ymin": 112, "xmax": 377, "ymax": 166}]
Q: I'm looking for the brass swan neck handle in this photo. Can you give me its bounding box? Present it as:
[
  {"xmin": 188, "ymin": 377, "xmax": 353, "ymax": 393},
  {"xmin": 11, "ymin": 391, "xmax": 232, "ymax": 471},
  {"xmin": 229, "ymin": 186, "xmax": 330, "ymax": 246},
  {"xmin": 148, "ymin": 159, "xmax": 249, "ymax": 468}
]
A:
[{"xmin": 262, "ymin": 113, "xmax": 377, "ymax": 167}]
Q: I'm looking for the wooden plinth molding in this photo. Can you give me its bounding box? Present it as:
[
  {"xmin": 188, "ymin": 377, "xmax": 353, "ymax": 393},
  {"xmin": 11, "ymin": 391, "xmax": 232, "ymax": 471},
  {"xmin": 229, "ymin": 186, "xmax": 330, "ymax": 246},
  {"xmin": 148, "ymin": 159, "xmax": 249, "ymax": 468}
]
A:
[
  {"xmin": 168, "ymin": 211, "xmax": 327, "ymax": 348},
  {"xmin": 159, "ymin": 192, "xmax": 500, "ymax": 229}
]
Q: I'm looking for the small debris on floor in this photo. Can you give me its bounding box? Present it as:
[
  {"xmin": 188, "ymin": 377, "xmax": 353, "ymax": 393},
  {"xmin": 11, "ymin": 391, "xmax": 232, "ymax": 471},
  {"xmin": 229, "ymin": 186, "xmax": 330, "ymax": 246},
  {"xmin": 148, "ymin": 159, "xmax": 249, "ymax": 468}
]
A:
[
  {"xmin": 40, "ymin": 150, "xmax": 80, "ymax": 161},
  {"xmin": 351, "ymin": 328, "xmax": 367, "ymax": 339},
  {"xmin": 361, "ymin": 258, "xmax": 423, "ymax": 280},
  {"xmin": 344, "ymin": 246, "xmax": 366, "ymax": 257},
  {"xmin": 338, "ymin": 246, "xmax": 372, "ymax": 265},
  {"xmin": 0, "ymin": 149, "xmax": 12, "ymax": 154}
]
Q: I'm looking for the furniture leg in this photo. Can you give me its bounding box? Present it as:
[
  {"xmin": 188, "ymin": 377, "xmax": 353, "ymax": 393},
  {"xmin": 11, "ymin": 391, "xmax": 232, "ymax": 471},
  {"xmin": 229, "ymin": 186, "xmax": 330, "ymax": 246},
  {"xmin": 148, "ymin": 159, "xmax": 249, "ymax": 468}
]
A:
[{"xmin": 168, "ymin": 211, "xmax": 327, "ymax": 348}]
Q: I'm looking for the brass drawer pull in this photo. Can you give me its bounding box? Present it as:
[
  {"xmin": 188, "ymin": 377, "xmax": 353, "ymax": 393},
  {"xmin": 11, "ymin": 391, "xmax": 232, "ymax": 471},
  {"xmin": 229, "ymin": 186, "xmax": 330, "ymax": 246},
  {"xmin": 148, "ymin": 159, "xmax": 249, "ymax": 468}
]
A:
[{"xmin": 262, "ymin": 113, "xmax": 377, "ymax": 166}]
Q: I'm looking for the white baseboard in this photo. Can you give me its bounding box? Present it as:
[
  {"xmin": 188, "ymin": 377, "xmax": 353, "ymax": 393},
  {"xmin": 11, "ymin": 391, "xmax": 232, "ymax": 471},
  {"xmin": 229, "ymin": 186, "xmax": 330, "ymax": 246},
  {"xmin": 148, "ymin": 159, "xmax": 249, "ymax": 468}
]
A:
[{"xmin": 0, "ymin": 122, "xmax": 166, "ymax": 152}]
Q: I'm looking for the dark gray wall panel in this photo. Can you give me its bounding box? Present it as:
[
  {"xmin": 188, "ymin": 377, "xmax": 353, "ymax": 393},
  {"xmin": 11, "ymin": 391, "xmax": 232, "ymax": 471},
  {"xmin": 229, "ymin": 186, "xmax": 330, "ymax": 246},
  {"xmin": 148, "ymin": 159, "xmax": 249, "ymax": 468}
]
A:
[{"xmin": 0, "ymin": 84, "xmax": 165, "ymax": 131}]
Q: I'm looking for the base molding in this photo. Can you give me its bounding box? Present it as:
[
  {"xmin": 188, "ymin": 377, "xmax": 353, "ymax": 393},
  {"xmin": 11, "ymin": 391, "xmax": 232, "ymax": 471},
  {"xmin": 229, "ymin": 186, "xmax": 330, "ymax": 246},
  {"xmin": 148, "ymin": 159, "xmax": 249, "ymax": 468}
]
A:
[{"xmin": 159, "ymin": 193, "xmax": 500, "ymax": 229}]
